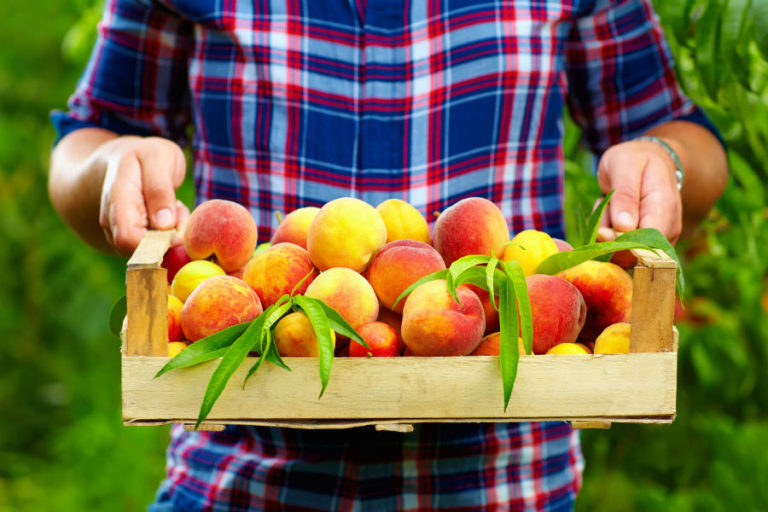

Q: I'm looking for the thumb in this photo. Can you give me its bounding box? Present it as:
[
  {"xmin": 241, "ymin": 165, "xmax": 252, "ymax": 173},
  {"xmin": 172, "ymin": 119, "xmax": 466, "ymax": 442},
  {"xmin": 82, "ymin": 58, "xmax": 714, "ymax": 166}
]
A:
[
  {"xmin": 138, "ymin": 141, "xmax": 187, "ymax": 230},
  {"xmin": 598, "ymin": 148, "xmax": 644, "ymax": 233}
]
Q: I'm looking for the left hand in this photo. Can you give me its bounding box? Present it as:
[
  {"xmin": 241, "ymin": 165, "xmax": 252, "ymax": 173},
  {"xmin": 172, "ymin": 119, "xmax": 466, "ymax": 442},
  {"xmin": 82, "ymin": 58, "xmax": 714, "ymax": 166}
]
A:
[{"xmin": 596, "ymin": 138, "xmax": 682, "ymax": 245}]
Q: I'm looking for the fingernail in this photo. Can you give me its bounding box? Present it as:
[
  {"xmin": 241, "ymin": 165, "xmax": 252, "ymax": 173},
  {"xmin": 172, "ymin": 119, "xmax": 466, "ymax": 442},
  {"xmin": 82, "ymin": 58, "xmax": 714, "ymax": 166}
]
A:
[
  {"xmin": 155, "ymin": 208, "xmax": 174, "ymax": 228},
  {"xmin": 617, "ymin": 211, "xmax": 635, "ymax": 229}
]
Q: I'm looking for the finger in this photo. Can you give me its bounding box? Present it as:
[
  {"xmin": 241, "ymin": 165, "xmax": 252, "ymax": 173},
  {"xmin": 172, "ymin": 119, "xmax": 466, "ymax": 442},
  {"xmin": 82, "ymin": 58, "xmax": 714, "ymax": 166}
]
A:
[
  {"xmin": 173, "ymin": 200, "xmax": 191, "ymax": 245},
  {"xmin": 137, "ymin": 139, "xmax": 187, "ymax": 230},
  {"xmin": 107, "ymin": 155, "xmax": 149, "ymax": 256},
  {"xmin": 638, "ymin": 156, "xmax": 682, "ymax": 243},
  {"xmin": 596, "ymin": 227, "xmax": 616, "ymax": 243},
  {"xmin": 598, "ymin": 148, "xmax": 645, "ymax": 233}
]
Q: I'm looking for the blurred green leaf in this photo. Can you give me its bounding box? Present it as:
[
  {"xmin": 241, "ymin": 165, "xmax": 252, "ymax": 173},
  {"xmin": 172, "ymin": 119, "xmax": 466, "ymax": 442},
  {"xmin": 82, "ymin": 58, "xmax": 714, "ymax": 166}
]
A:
[
  {"xmin": 695, "ymin": 0, "xmax": 724, "ymax": 100},
  {"xmin": 108, "ymin": 295, "xmax": 126, "ymax": 336}
]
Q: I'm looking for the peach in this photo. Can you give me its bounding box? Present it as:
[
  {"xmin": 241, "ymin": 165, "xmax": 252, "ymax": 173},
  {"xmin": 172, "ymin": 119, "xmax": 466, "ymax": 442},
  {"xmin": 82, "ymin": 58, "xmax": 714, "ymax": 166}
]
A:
[
  {"xmin": 401, "ymin": 280, "xmax": 485, "ymax": 356},
  {"xmin": 168, "ymin": 341, "xmax": 188, "ymax": 358},
  {"xmin": 470, "ymin": 332, "xmax": 526, "ymax": 356},
  {"xmin": 273, "ymin": 311, "xmax": 335, "ymax": 356},
  {"xmin": 559, "ymin": 260, "xmax": 632, "ymax": 341},
  {"xmin": 304, "ymin": 267, "xmax": 379, "ymax": 329},
  {"xmin": 432, "ymin": 197, "xmax": 509, "ymax": 266},
  {"xmin": 307, "ymin": 197, "xmax": 387, "ymax": 272},
  {"xmin": 376, "ymin": 307, "xmax": 405, "ymax": 353},
  {"xmin": 365, "ymin": 240, "xmax": 446, "ymax": 314},
  {"xmin": 271, "ymin": 206, "xmax": 320, "ymax": 249},
  {"xmin": 467, "ymin": 284, "xmax": 500, "ymax": 335},
  {"xmin": 181, "ymin": 275, "xmax": 263, "ymax": 342},
  {"xmin": 167, "ymin": 295, "xmax": 184, "ymax": 342},
  {"xmin": 349, "ymin": 321, "xmax": 401, "ymax": 357},
  {"xmin": 183, "ymin": 199, "xmax": 258, "ymax": 272},
  {"xmin": 553, "ymin": 238, "xmax": 574, "ymax": 252},
  {"xmin": 375, "ymin": 199, "xmax": 431, "ymax": 244},
  {"xmin": 171, "ymin": 260, "xmax": 226, "ymax": 303},
  {"xmin": 594, "ymin": 322, "xmax": 631, "ymax": 354},
  {"xmin": 162, "ymin": 244, "xmax": 192, "ymax": 284},
  {"xmin": 546, "ymin": 342, "xmax": 591, "ymax": 355},
  {"xmin": 499, "ymin": 229, "xmax": 559, "ymax": 276},
  {"xmin": 243, "ymin": 242, "xmax": 317, "ymax": 308},
  {"xmin": 526, "ymin": 274, "xmax": 587, "ymax": 354}
]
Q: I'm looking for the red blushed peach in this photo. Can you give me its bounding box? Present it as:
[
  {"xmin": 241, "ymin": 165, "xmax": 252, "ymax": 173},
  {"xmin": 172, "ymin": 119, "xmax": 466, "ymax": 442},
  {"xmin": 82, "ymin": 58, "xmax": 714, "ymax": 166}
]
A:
[
  {"xmin": 273, "ymin": 311, "xmax": 336, "ymax": 356},
  {"xmin": 365, "ymin": 240, "xmax": 446, "ymax": 314},
  {"xmin": 243, "ymin": 242, "xmax": 317, "ymax": 308},
  {"xmin": 377, "ymin": 306, "xmax": 405, "ymax": 353},
  {"xmin": 307, "ymin": 197, "xmax": 387, "ymax": 273},
  {"xmin": 168, "ymin": 295, "xmax": 184, "ymax": 342},
  {"xmin": 559, "ymin": 260, "xmax": 632, "ymax": 342},
  {"xmin": 181, "ymin": 275, "xmax": 263, "ymax": 342},
  {"xmin": 432, "ymin": 197, "xmax": 510, "ymax": 266},
  {"xmin": 183, "ymin": 199, "xmax": 258, "ymax": 273},
  {"xmin": 401, "ymin": 280, "xmax": 485, "ymax": 356},
  {"xmin": 466, "ymin": 284, "xmax": 500, "ymax": 335},
  {"xmin": 526, "ymin": 274, "xmax": 587, "ymax": 355},
  {"xmin": 470, "ymin": 332, "xmax": 526, "ymax": 356},
  {"xmin": 304, "ymin": 267, "xmax": 379, "ymax": 330},
  {"xmin": 162, "ymin": 244, "xmax": 192, "ymax": 284},
  {"xmin": 271, "ymin": 206, "xmax": 320, "ymax": 249},
  {"xmin": 349, "ymin": 321, "xmax": 401, "ymax": 357}
]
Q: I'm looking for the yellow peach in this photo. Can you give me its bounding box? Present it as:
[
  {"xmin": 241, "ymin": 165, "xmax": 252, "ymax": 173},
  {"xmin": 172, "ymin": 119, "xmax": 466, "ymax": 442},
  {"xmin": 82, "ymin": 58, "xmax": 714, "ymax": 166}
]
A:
[{"xmin": 376, "ymin": 199, "xmax": 431, "ymax": 244}]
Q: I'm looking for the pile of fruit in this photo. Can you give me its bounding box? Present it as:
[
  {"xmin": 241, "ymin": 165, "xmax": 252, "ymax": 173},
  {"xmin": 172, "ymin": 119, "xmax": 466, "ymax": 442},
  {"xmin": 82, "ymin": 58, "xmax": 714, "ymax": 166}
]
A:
[{"xmin": 162, "ymin": 196, "xmax": 639, "ymax": 361}]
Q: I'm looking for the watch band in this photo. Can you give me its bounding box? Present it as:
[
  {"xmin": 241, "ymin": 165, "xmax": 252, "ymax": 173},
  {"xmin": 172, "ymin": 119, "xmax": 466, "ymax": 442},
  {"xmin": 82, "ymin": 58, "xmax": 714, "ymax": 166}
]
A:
[{"xmin": 636, "ymin": 136, "xmax": 684, "ymax": 190}]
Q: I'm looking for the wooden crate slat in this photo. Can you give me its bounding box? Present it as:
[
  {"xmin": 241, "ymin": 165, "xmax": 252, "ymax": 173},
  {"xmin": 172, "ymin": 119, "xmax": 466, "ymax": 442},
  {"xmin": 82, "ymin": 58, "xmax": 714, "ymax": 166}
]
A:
[{"xmin": 123, "ymin": 354, "xmax": 676, "ymax": 423}]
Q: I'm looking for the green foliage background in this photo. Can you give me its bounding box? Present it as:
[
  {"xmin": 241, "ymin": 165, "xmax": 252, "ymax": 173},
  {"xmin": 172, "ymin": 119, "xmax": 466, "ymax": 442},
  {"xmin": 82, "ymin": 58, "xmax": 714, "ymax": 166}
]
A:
[{"xmin": 0, "ymin": 0, "xmax": 766, "ymax": 510}]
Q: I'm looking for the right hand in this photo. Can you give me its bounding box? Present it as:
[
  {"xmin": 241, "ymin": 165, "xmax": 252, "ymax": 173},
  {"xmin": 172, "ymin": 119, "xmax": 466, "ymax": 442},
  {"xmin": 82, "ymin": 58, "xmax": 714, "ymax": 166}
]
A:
[{"xmin": 97, "ymin": 136, "xmax": 189, "ymax": 257}]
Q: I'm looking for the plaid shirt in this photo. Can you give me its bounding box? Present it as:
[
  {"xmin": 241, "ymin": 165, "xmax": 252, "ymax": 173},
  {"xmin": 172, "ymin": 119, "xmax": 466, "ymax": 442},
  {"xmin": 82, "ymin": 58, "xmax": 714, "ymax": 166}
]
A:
[{"xmin": 54, "ymin": 0, "xmax": 713, "ymax": 510}]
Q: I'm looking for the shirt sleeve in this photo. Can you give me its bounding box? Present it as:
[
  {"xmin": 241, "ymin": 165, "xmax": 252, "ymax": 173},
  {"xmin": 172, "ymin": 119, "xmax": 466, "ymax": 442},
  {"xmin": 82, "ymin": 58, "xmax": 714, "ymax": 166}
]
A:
[
  {"xmin": 564, "ymin": 0, "xmax": 724, "ymax": 154},
  {"xmin": 50, "ymin": 0, "xmax": 193, "ymax": 146}
]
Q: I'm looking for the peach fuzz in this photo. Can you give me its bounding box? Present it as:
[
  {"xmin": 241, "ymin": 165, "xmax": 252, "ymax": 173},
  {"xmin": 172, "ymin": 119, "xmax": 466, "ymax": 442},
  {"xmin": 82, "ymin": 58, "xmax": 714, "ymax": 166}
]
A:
[
  {"xmin": 271, "ymin": 206, "xmax": 320, "ymax": 249},
  {"xmin": 526, "ymin": 274, "xmax": 587, "ymax": 355},
  {"xmin": 307, "ymin": 197, "xmax": 387, "ymax": 272},
  {"xmin": 171, "ymin": 260, "xmax": 226, "ymax": 303},
  {"xmin": 304, "ymin": 267, "xmax": 379, "ymax": 330},
  {"xmin": 498, "ymin": 229, "xmax": 559, "ymax": 276},
  {"xmin": 349, "ymin": 321, "xmax": 401, "ymax": 357},
  {"xmin": 243, "ymin": 242, "xmax": 317, "ymax": 308},
  {"xmin": 167, "ymin": 295, "xmax": 184, "ymax": 342},
  {"xmin": 559, "ymin": 260, "xmax": 632, "ymax": 342},
  {"xmin": 375, "ymin": 199, "xmax": 431, "ymax": 244},
  {"xmin": 432, "ymin": 197, "xmax": 509, "ymax": 266},
  {"xmin": 183, "ymin": 199, "xmax": 258, "ymax": 272},
  {"xmin": 594, "ymin": 322, "xmax": 631, "ymax": 354},
  {"xmin": 466, "ymin": 284, "xmax": 500, "ymax": 335},
  {"xmin": 546, "ymin": 342, "xmax": 591, "ymax": 355},
  {"xmin": 273, "ymin": 311, "xmax": 336, "ymax": 357},
  {"xmin": 401, "ymin": 280, "xmax": 485, "ymax": 356},
  {"xmin": 365, "ymin": 240, "xmax": 446, "ymax": 314},
  {"xmin": 470, "ymin": 332, "xmax": 526, "ymax": 356},
  {"xmin": 181, "ymin": 275, "xmax": 263, "ymax": 342}
]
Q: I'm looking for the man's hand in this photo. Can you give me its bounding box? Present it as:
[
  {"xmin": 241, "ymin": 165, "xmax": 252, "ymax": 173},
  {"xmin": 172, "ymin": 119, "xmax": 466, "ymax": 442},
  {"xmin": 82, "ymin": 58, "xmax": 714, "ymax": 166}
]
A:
[
  {"xmin": 49, "ymin": 129, "xmax": 190, "ymax": 257},
  {"xmin": 98, "ymin": 136, "xmax": 189, "ymax": 256},
  {"xmin": 596, "ymin": 138, "xmax": 683, "ymax": 244}
]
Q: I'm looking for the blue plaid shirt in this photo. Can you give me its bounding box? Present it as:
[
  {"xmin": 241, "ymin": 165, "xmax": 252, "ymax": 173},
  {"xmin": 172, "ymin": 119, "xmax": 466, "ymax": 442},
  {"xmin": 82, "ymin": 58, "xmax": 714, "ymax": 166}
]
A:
[{"xmin": 54, "ymin": 0, "xmax": 716, "ymax": 509}]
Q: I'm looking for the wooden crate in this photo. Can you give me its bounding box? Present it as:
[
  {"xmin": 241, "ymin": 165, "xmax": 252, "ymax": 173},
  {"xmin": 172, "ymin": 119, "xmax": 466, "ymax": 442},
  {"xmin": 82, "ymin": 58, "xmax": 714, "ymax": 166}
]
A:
[{"xmin": 122, "ymin": 230, "xmax": 678, "ymax": 431}]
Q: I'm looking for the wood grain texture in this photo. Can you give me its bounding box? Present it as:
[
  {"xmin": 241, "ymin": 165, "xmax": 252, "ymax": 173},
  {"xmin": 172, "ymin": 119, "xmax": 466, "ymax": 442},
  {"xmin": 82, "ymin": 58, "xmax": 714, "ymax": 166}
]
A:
[
  {"xmin": 631, "ymin": 248, "xmax": 676, "ymax": 268},
  {"xmin": 630, "ymin": 266, "xmax": 676, "ymax": 353},
  {"xmin": 128, "ymin": 229, "xmax": 175, "ymax": 269},
  {"xmin": 122, "ymin": 354, "xmax": 677, "ymax": 424},
  {"xmin": 125, "ymin": 268, "xmax": 169, "ymax": 356}
]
